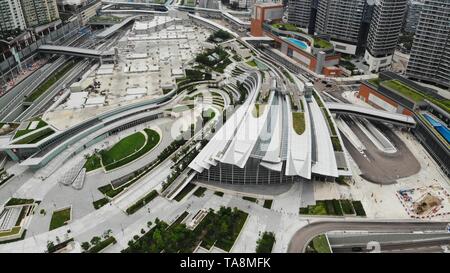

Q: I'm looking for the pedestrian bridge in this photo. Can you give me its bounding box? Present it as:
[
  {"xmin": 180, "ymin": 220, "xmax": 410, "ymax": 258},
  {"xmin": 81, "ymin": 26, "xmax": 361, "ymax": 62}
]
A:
[
  {"xmin": 38, "ymin": 45, "xmax": 115, "ymax": 59},
  {"xmin": 95, "ymin": 16, "xmax": 140, "ymax": 39},
  {"xmin": 326, "ymin": 102, "xmax": 416, "ymax": 127}
]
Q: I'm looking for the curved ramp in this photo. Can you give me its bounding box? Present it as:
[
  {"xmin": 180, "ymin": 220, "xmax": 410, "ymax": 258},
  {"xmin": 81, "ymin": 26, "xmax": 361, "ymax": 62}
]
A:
[{"xmin": 326, "ymin": 102, "xmax": 416, "ymax": 127}]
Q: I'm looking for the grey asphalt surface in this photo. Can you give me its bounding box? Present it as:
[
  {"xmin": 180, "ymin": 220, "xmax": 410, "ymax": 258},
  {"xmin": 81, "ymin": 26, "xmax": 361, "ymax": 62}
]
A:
[
  {"xmin": 332, "ymin": 238, "xmax": 450, "ymax": 253},
  {"xmin": 340, "ymin": 117, "xmax": 420, "ymax": 184},
  {"xmin": 287, "ymin": 220, "xmax": 450, "ymax": 253}
]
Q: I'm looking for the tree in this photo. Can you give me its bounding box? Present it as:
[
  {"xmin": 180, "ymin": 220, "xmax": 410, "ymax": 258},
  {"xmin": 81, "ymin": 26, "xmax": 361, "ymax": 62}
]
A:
[
  {"xmin": 90, "ymin": 236, "xmax": 101, "ymax": 246},
  {"xmin": 46, "ymin": 241, "xmax": 55, "ymax": 253},
  {"xmin": 81, "ymin": 242, "xmax": 91, "ymax": 251},
  {"xmin": 103, "ymin": 229, "xmax": 112, "ymax": 239}
]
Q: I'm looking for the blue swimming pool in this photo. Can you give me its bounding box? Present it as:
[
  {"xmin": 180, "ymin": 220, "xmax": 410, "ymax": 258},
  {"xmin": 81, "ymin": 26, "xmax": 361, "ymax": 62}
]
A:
[
  {"xmin": 423, "ymin": 114, "xmax": 450, "ymax": 143},
  {"xmin": 286, "ymin": 38, "xmax": 308, "ymax": 50}
]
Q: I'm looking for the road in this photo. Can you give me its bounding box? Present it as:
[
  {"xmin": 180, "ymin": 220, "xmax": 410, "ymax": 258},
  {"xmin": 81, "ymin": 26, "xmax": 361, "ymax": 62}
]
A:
[
  {"xmin": 332, "ymin": 238, "xmax": 450, "ymax": 253},
  {"xmin": 287, "ymin": 220, "xmax": 449, "ymax": 253},
  {"xmin": 13, "ymin": 60, "xmax": 91, "ymax": 122},
  {"xmin": 0, "ymin": 57, "xmax": 66, "ymax": 121}
]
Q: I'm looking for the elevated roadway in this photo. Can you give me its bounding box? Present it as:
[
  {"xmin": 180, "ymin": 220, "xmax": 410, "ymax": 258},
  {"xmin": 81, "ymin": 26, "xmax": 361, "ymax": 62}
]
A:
[
  {"xmin": 95, "ymin": 16, "xmax": 140, "ymax": 39},
  {"xmin": 326, "ymin": 102, "xmax": 416, "ymax": 127},
  {"xmin": 38, "ymin": 45, "xmax": 115, "ymax": 59},
  {"xmin": 287, "ymin": 220, "xmax": 449, "ymax": 253}
]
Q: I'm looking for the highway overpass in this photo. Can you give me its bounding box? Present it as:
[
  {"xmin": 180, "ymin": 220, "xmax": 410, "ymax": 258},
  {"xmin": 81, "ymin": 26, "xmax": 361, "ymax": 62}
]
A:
[
  {"xmin": 326, "ymin": 102, "xmax": 416, "ymax": 127},
  {"xmin": 38, "ymin": 45, "xmax": 115, "ymax": 59},
  {"xmin": 288, "ymin": 220, "xmax": 449, "ymax": 253}
]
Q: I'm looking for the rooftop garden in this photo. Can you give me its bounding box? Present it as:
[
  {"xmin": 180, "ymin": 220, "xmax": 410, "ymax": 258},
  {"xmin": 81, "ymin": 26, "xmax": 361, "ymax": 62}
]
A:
[
  {"xmin": 13, "ymin": 119, "xmax": 48, "ymax": 139},
  {"xmin": 252, "ymin": 104, "xmax": 266, "ymax": 118},
  {"xmin": 367, "ymin": 77, "xmax": 381, "ymax": 87},
  {"xmin": 195, "ymin": 46, "xmax": 231, "ymax": 73},
  {"xmin": 381, "ymin": 80, "xmax": 450, "ymax": 113},
  {"xmin": 313, "ymin": 38, "xmax": 333, "ymax": 49},
  {"xmin": 246, "ymin": 60, "xmax": 257, "ymax": 67},
  {"xmin": 88, "ymin": 15, "xmax": 123, "ymax": 24},
  {"xmin": 13, "ymin": 127, "xmax": 55, "ymax": 145},
  {"xmin": 382, "ymin": 80, "xmax": 423, "ymax": 102},
  {"xmin": 292, "ymin": 112, "xmax": 305, "ymax": 135},
  {"xmin": 271, "ymin": 23, "xmax": 305, "ymax": 34},
  {"xmin": 207, "ymin": 30, "xmax": 232, "ymax": 43}
]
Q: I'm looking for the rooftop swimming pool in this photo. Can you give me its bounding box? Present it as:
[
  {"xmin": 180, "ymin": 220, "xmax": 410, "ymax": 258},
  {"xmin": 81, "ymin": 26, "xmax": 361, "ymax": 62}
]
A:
[
  {"xmin": 423, "ymin": 113, "xmax": 450, "ymax": 144},
  {"xmin": 285, "ymin": 38, "xmax": 308, "ymax": 50}
]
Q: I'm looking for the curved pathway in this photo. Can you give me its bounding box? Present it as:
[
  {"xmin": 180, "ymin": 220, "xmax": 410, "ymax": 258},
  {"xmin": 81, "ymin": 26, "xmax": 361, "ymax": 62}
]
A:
[{"xmin": 287, "ymin": 220, "xmax": 449, "ymax": 253}]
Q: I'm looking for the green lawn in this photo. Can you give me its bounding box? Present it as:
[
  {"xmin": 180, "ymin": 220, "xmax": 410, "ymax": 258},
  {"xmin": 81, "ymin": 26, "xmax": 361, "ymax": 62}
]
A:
[
  {"xmin": 311, "ymin": 234, "xmax": 331, "ymax": 253},
  {"xmin": 84, "ymin": 154, "xmax": 101, "ymax": 172},
  {"xmin": 299, "ymin": 199, "xmax": 356, "ymax": 216},
  {"xmin": 49, "ymin": 208, "xmax": 71, "ymax": 231},
  {"xmin": 101, "ymin": 132, "xmax": 146, "ymax": 166},
  {"xmin": 271, "ymin": 23, "xmax": 303, "ymax": 33},
  {"xmin": 381, "ymin": 80, "xmax": 449, "ymax": 113},
  {"xmin": 246, "ymin": 60, "xmax": 257, "ymax": 67},
  {"xmin": 368, "ymin": 78, "xmax": 381, "ymax": 87},
  {"xmin": 292, "ymin": 112, "xmax": 305, "ymax": 135},
  {"xmin": 314, "ymin": 38, "xmax": 333, "ymax": 49},
  {"xmin": 13, "ymin": 119, "xmax": 47, "ymax": 139},
  {"xmin": 103, "ymin": 129, "xmax": 160, "ymax": 171},
  {"xmin": 331, "ymin": 136, "xmax": 343, "ymax": 152},
  {"xmin": 382, "ymin": 80, "xmax": 424, "ymax": 102},
  {"xmin": 0, "ymin": 226, "xmax": 21, "ymax": 238},
  {"xmin": 13, "ymin": 128, "xmax": 55, "ymax": 144},
  {"xmin": 5, "ymin": 198, "xmax": 34, "ymax": 206}
]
